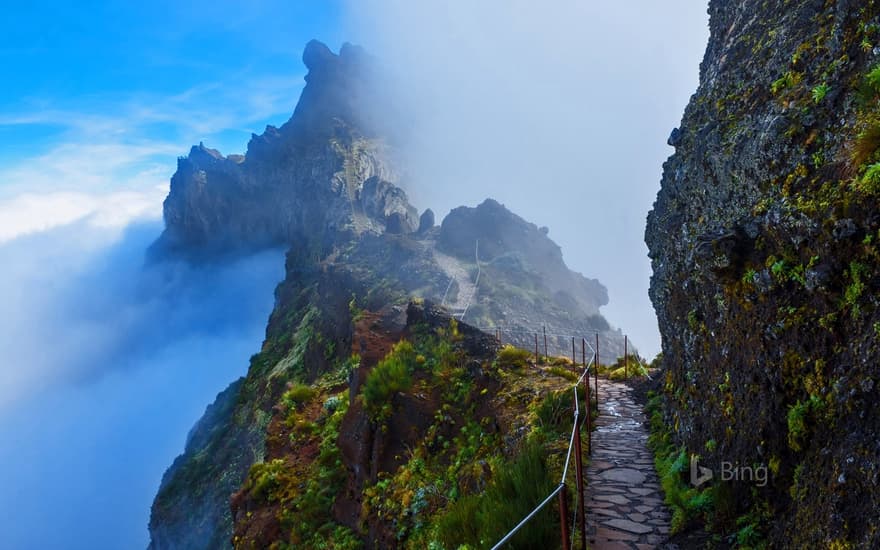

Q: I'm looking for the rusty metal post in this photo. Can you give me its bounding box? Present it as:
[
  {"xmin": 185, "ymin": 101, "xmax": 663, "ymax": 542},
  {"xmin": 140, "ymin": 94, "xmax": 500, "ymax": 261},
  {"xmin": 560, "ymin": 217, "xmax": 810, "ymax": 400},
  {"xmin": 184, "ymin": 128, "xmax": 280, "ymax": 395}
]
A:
[
  {"xmin": 624, "ymin": 335, "xmax": 628, "ymax": 380},
  {"xmin": 573, "ymin": 398, "xmax": 587, "ymax": 550},
  {"xmin": 558, "ymin": 487, "xmax": 571, "ymax": 550},
  {"xmin": 583, "ymin": 338, "xmax": 592, "ymax": 453},
  {"xmin": 595, "ymin": 333, "xmax": 600, "ymax": 410},
  {"xmin": 535, "ymin": 333, "xmax": 540, "ymax": 364},
  {"xmin": 543, "ymin": 325, "xmax": 548, "ymax": 357},
  {"xmin": 571, "ymin": 337, "xmax": 576, "ymax": 367}
]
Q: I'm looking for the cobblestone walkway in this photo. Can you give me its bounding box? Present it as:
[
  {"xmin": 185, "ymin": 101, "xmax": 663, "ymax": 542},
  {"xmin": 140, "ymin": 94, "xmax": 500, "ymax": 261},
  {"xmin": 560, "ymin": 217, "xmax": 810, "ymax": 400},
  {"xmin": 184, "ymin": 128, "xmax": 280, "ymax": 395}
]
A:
[{"xmin": 585, "ymin": 380, "xmax": 671, "ymax": 549}]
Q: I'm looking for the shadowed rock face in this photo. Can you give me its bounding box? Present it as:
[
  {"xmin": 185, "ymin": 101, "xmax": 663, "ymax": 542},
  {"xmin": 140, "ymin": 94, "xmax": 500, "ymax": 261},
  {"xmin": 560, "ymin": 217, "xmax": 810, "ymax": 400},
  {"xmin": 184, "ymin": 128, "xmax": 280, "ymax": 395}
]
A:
[{"xmin": 647, "ymin": 2, "xmax": 880, "ymax": 547}]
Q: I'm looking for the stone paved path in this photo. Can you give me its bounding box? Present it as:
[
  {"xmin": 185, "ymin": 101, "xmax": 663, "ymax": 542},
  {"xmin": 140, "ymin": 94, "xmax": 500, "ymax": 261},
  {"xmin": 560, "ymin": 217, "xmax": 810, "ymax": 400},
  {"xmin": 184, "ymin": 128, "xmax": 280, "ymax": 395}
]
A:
[{"xmin": 584, "ymin": 380, "xmax": 671, "ymax": 549}]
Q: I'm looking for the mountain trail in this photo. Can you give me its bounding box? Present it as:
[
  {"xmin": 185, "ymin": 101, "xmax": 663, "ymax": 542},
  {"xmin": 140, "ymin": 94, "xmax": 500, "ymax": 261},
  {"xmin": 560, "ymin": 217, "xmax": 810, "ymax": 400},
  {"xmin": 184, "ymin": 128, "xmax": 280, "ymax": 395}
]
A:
[{"xmin": 585, "ymin": 380, "xmax": 671, "ymax": 549}]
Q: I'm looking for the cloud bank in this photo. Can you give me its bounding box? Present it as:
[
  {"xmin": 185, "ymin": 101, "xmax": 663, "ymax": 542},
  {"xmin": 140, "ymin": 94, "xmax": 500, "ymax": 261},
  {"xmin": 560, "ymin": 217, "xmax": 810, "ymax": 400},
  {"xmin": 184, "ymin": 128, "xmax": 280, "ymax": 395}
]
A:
[
  {"xmin": 343, "ymin": 1, "xmax": 710, "ymax": 356},
  {"xmin": 0, "ymin": 219, "xmax": 283, "ymax": 548}
]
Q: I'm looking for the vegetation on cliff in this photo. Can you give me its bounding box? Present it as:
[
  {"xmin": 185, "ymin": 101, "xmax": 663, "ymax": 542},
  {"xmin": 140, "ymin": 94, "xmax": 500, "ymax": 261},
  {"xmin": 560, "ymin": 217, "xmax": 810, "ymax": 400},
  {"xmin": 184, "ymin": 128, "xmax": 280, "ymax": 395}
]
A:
[{"xmin": 228, "ymin": 301, "xmax": 589, "ymax": 549}]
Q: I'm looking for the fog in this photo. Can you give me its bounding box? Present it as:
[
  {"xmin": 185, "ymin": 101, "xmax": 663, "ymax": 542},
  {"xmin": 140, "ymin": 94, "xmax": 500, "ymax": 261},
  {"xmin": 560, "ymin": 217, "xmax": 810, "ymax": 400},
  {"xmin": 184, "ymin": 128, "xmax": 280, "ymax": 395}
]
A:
[
  {"xmin": 343, "ymin": 1, "xmax": 710, "ymax": 357},
  {"xmin": 0, "ymin": 221, "xmax": 283, "ymax": 549}
]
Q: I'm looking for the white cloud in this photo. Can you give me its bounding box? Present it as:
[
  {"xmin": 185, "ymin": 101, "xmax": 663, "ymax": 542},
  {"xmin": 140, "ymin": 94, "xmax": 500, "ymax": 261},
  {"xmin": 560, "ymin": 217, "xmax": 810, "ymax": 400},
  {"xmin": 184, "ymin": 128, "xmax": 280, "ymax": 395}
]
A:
[
  {"xmin": 0, "ymin": 69, "xmax": 306, "ymax": 244},
  {"xmin": 0, "ymin": 187, "xmax": 167, "ymax": 244}
]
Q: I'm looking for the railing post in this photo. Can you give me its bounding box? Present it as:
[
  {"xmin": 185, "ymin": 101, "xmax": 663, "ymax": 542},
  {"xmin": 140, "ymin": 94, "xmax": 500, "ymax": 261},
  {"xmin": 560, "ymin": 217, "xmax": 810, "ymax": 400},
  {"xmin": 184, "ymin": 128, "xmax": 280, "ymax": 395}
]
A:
[
  {"xmin": 543, "ymin": 325, "xmax": 548, "ymax": 357},
  {"xmin": 595, "ymin": 333, "xmax": 600, "ymax": 410},
  {"xmin": 535, "ymin": 333, "xmax": 540, "ymax": 365},
  {"xmin": 558, "ymin": 486, "xmax": 571, "ymax": 550},
  {"xmin": 583, "ymin": 338, "xmax": 591, "ymax": 453},
  {"xmin": 573, "ymin": 397, "xmax": 587, "ymax": 550},
  {"xmin": 624, "ymin": 335, "xmax": 628, "ymax": 380}
]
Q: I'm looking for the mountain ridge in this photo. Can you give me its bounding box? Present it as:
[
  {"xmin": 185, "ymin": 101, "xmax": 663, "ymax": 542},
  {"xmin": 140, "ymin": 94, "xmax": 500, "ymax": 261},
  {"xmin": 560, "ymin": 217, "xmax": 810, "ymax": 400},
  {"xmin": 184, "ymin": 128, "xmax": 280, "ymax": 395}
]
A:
[{"xmin": 148, "ymin": 40, "xmax": 630, "ymax": 549}]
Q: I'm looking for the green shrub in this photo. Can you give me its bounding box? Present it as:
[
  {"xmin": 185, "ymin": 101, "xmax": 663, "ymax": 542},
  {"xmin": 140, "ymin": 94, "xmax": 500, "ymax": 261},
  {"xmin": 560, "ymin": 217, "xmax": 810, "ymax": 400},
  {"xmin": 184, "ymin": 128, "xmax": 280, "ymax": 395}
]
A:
[
  {"xmin": 282, "ymin": 383, "xmax": 316, "ymax": 409},
  {"xmin": 434, "ymin": 440, "xmax": 557, "ymax": 549},
  {"xmin": 535, "ymin": 390, "xmax": 573, "ymax": 433},
  {"xmin": 362, "ymin": 340, "xmax": 417, "ymax": 420},
  {"xmin": 867, "ymin": 64, "xmax": 880, "ymax": 95},
  {"xmin": 608, "ymin": 360, "xmax": 649, "ymax": 380},
  {"xmin": 859, "ymin": 162, "xmax": 880, "ymax": 194},
  {"xmin": 547, "ymin": 366, "xmax": 579, "ymax": 382},
  {"xmin": 248, "ymin": 459, "xmax": 287, "ymax": 502},
  {"xmin": 497, "ymin": 345, "xmax": 532, "ymax": 368}
]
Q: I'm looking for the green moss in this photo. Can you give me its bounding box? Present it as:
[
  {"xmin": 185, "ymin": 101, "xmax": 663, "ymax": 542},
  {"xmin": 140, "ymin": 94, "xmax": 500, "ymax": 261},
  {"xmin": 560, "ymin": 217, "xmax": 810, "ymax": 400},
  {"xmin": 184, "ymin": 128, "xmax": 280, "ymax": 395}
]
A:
[
  {"xmin": 859, "ymin": 162, "xmax": 880, "ymax": 194},
  {"xmin": 787, "ymin": 395, "xmax": 826, "ymax": 452}
]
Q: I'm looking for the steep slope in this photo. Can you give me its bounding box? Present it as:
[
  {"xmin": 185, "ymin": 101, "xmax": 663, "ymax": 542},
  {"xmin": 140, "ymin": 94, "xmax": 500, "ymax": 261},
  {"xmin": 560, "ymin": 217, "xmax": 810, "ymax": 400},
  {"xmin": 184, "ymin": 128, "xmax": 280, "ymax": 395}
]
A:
[
  {"xmin": 149, "ymin": 40, "xmax": 624, "ymax": 549},
  {"xmin": 647, "ymin": 2, "xmax": 880, "ymax": 547}
]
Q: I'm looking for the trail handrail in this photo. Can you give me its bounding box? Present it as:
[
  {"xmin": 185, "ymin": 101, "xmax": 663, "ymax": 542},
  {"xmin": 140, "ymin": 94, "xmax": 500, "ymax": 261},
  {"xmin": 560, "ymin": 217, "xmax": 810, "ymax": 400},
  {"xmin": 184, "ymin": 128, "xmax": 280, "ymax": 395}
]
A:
[{"xmin": 490, "ymin": 353, "xmax": 596, "ymax": 549}]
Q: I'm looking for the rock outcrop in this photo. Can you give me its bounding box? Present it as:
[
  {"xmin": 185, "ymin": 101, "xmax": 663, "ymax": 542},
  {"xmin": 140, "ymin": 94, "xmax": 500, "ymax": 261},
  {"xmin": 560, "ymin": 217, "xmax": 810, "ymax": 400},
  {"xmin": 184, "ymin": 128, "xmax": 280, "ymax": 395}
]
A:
[
  {"xmin": 152, "ymin": 40, "xmax": 408, "ymax": 256},
  {"xmin": 647, "ymin": 2, "xmax": 880, "ymax": 547}
]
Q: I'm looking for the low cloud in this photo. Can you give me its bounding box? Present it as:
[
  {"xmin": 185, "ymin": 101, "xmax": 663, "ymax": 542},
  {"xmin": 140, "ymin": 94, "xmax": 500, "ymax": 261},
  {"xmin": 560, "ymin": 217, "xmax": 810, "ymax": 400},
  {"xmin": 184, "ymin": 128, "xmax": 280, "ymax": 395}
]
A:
[
  {"xmin": 0, "ymin": 219, "xmax": 284, "ymax": 548},
  {"xmin": 343, "ymin": 1, "xmax": 710, "ymax": 357}
]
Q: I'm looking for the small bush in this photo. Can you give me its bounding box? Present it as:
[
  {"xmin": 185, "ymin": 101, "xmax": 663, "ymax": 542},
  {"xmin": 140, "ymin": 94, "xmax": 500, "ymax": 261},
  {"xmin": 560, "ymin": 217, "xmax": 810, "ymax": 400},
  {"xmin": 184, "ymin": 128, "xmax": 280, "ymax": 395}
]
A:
[
  {"xmin": 362, "ymin": 340, "xmax": 417, "ymax": 420},
  {"xmin": 535, "ymin": 390, "xmax": 573, "ymax": 432},
  {"xmin": 497, "ymin": 345, "xmax": 532, "ymax": 368},
  {"xmin": 608, "ymin": 359, "xmax": 650, "ymax": 380},
  {"xmin": 282, "ymin": 383, "xmax": 316, "ymax": 409},
  {"xmin": 248, "ymin": 459, "xmax": 287, "ymax": 502},
  {"xmin": 547, "ymin": 366, "xmax": 579, "ymax": 382},
  {"xmin": 867, "ymin": 64, "xmax": 880, "ymax": 95}
]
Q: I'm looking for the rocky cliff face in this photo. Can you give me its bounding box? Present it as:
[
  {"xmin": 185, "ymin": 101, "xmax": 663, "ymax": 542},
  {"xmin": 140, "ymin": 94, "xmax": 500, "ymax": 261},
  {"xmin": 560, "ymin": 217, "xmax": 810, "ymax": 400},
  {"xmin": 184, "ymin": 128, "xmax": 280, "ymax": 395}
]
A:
[
  {"xmin": 149, "ymin": 40, "xmax": 624, "ymax": 549},
  {"xmin": 647, "ymin": 2, "xmax": 880, "ymax": 547},
  {"xmin": 153, "ymin": 40, "xmax": 412, "ymax": 256}
]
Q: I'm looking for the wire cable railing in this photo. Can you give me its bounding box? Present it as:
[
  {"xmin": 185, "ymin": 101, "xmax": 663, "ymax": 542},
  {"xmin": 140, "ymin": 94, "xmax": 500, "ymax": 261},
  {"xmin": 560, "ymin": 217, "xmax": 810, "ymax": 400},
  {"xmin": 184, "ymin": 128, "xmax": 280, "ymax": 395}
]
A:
[{"xmin": 490, "ymin": 351, "xmax": 596, "ymax": 550}]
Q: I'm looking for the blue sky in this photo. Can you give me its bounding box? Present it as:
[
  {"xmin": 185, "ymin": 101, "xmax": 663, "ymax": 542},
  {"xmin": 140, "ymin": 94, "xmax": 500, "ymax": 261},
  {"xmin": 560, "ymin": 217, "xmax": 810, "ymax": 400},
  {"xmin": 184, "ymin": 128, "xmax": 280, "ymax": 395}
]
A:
[{"xmin": 0, "ymin": 0, "xmax": 343, "ymax": 215}]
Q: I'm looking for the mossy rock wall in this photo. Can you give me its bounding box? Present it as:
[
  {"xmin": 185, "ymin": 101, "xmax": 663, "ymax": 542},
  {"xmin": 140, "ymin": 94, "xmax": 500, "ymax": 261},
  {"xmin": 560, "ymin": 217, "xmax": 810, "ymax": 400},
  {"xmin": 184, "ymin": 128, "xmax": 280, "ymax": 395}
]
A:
[{"xmin": 647, "ymin": 2, "xmax": 880, "ymax": 547}]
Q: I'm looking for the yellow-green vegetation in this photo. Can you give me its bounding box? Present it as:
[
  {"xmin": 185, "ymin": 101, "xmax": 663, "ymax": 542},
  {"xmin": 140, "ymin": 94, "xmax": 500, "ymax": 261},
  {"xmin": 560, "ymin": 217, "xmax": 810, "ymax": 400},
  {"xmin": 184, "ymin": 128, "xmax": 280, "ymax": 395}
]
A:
[
  {"xmin": 496, "ymin": 344, "xmax": 532, "ymax": 368},
  {"xmin": 597, "ymin": 356, "xmax": 650, "ymax": 380},
  {"xmin": 358, "ymin": 327, "xmax": 583, "ymax": 548},
  {"xmin": 281, "ymin": 382, "xmax": 316, "ymax": 409},
  {"xmin": 239, "ymin": 384, "xmax": 362, "ymax": 549},
  {"xmin": 432, "ymin": 439, "xmax": 556, "ymax": 549},
  {"xmin": 786, "ymin": 395, "xmax": 826, "ymax": 452},
  {"xmin": 646, "ymin": 393, "xmax": 714, "ymax": 534},
  {"xmin": 362, "ymin": 340, "xmax": 418, "ymax": 421},
  {"xmin": 546, "ymin": 365, "xmax": 579, "ymax": 382}
]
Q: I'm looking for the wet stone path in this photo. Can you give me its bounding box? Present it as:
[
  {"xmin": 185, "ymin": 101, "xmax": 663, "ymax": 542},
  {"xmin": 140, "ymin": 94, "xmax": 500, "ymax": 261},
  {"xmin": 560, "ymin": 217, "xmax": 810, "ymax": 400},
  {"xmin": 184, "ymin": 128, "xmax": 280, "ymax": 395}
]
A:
[{"xmin": 584, "ymin": 380, "xmax": 671, "ymax": 549}]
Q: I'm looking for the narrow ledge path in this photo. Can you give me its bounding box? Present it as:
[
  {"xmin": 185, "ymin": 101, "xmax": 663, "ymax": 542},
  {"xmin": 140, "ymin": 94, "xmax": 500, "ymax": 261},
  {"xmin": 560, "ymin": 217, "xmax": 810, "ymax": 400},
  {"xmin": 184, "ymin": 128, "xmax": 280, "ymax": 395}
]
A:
[{"xmin": 584, "ymin": 380, "xmax": 671, "ymax": 549}]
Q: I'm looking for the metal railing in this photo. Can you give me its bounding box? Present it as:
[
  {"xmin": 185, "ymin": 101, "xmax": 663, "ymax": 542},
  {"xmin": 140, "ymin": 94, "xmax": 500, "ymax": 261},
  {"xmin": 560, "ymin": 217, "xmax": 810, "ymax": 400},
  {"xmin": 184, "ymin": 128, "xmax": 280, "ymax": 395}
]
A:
[{"xmin": 490, "ymin": 344, "xmax": 597, "ymax": 550}]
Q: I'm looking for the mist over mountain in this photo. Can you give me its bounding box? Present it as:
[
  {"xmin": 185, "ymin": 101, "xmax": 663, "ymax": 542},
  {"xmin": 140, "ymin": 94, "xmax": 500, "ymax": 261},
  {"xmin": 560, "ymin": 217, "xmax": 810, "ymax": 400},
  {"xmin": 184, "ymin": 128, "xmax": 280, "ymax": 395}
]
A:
[
  {"xmin": 147, "ymin": 40, "xmax": 630, "ymax": 548},
  {"xmin": 0, "ymin": 221, "xmax": 282, "ymax": 549}
]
